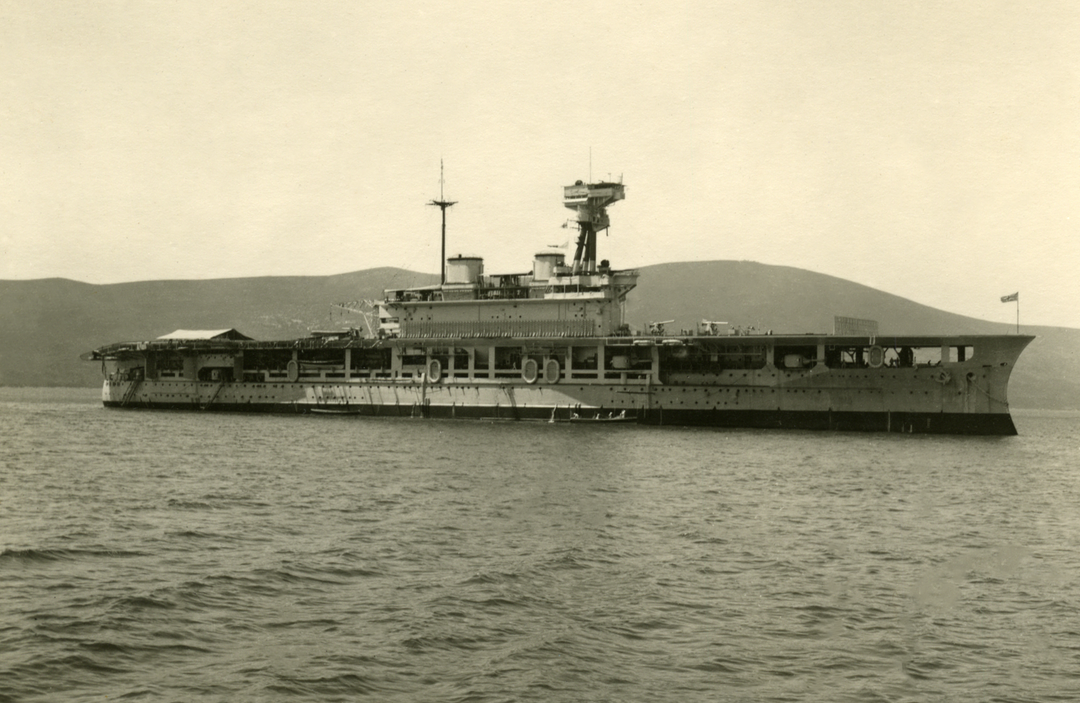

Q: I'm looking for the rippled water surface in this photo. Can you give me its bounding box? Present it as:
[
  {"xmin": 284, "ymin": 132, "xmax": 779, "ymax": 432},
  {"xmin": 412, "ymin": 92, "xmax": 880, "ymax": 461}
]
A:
[{"xmin": 2, "ymin": 388, "xmax": 1080, "ymax": 702}]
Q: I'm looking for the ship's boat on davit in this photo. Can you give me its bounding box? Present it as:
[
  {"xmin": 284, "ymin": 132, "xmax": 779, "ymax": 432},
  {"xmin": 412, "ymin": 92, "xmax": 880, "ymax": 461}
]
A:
[{"xmin": 86, "ymin": 176, "xmax": 1033, "ymax": 435}]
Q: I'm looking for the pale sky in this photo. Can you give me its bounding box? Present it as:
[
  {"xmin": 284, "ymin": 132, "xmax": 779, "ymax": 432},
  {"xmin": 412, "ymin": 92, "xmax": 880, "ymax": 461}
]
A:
[{"xmin": 3, "ymin": 1, "xmax": 1078, "ymax": 328}]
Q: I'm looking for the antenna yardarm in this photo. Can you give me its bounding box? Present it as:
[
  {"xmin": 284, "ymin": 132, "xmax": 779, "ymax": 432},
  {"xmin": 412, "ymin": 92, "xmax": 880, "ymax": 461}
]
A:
[{"xmin": 428, "ymin": 160, "xmax": 456, "ymax": 285}]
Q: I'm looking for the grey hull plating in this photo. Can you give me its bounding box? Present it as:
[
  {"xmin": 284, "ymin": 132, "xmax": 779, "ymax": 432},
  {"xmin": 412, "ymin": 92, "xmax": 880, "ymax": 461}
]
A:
[{"xmin": 103, "ymin": 399, "xmax": 1018, "ymax": 435}]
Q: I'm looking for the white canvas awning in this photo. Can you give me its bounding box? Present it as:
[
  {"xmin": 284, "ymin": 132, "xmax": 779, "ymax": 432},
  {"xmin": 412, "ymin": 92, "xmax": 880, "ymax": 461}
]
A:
[{"xmin": 156, "ymin": 329, "xmax": 252, "ymax": 341}]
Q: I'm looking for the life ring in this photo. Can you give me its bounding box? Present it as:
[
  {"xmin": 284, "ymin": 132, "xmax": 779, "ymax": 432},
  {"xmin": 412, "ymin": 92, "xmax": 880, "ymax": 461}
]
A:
[
  {"xmin": 867, "ymin": 345, "xmax": 885, "ymax": 369},
  {"xmin": 933, "ymin": 370, "xmax": 952, "ymax": 385},
  {"xmin": 522, "ymin": 358, "xmax": 539, "ymax": 384},
  {"xmin": 427, "ymin": 359, "xmax": 442, "ymax": 383},
  {"xmin": 286, "ymin": 359, "xmax": 299, "ymax": 382},
  {"xmin": 543, "ymin": 358, "xmax": 561, "ymax": 384}
]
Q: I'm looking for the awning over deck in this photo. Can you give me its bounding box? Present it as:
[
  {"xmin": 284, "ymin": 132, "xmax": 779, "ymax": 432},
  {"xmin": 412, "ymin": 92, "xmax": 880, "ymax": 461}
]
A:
[{"xmin": 156, "ymin": 329, "xmax": 252, "ymax": 341}]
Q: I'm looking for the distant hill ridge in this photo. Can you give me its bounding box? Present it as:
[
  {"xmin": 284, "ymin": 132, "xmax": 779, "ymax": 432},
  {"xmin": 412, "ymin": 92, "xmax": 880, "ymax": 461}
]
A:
[
  {"xmin": 630, "ymin": 261, "xmax": 1020, "ymax": 336},
  {"xmin": 2, "ymin": 261, "xmax": 1075, "ymax": 409}
]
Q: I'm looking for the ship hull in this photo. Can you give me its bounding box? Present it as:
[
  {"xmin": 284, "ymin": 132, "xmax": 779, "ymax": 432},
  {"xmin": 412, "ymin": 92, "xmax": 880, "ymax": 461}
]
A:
[
  {"xmin": 99, "ymin": 329, "xmax": 1030, "ymax": 437},
  {"xmin": 103, "ymin": 396, "xmax": 1017, "ymax": 435}
]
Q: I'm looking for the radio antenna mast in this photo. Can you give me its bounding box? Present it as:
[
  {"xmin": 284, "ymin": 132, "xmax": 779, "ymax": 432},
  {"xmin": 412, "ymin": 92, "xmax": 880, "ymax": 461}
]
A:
[{"xmin": 428, "ymin": 159, "xmax": 457, "ymax": 285}]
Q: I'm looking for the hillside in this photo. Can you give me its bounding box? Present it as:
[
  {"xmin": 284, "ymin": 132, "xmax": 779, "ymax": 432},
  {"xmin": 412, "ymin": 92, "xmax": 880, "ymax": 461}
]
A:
[
  {"xmin": 2, "ymin": 261, "xmax": 1075, "ymax": 409},
  {"xmin": 0, "ymin": 269, "xmax": 436, "ymax": 388}
]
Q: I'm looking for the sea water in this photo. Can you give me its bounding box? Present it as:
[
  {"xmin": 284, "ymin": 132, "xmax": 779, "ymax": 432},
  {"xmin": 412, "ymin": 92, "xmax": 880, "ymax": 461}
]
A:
[{"xmin": 2, "ymin": 387, "xmax": 1079, "ymax": 702}]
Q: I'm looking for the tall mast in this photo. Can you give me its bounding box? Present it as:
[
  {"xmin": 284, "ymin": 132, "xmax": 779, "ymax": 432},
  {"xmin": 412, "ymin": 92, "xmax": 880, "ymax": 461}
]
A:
[{"xmin": 428, "ymin": 159, "xmax": 457, "ymax": 285}]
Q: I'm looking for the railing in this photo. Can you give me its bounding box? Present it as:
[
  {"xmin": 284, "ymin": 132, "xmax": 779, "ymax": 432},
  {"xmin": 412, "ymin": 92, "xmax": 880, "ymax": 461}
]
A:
[{"xmin": 401, "ymin": 319, "xmax": 595, "ymax": 338}]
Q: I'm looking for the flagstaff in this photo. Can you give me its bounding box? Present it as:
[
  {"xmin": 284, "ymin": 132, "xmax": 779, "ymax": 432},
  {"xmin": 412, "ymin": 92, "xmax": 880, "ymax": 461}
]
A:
[{"xmin": 1001, "ymin": 291, "xmax": 1019, "ymax": 333}]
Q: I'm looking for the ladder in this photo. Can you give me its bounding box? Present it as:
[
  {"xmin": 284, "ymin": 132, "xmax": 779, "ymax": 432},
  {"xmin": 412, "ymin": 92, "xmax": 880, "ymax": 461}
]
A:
[
  {"xmin": 201, "ymin": 382, "xmax": 225, "ymax": 410},
  {"xmin": 120, "ymin": 379, "xmax": 141, "ymax": 407}
]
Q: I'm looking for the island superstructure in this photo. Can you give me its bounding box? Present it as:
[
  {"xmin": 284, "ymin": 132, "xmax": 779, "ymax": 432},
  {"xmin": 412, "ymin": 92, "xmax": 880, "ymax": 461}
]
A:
[{"xmin": 87, "ymin": 177, "xmax": 1033, "ymax": 434}]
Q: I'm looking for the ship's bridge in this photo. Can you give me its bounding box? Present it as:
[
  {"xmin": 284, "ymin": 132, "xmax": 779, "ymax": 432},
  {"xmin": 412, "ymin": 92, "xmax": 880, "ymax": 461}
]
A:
[
  {"xmin": 380, "ymin": 253, "xmax": 638, "ymax": 339},
  {"xmin": 377, "ymin": 177, "xmax": 635, "ymax": 338},
  {"xmin": 383, "ymin": 251, "xmax": 638, "ymax": 305}
]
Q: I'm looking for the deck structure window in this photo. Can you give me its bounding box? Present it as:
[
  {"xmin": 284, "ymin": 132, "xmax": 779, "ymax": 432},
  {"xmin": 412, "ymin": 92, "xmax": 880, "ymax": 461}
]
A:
[
  {"xmin": 494, "ymin": 347, "xmax": 521, "ymax": 370},
  {"xmin": 572, "ymin": 346, "xmax": 598, "ymax": 370}
]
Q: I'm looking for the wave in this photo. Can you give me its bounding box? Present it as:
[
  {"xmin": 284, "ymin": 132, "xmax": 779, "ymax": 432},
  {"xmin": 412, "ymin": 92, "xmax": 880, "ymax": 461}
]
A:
[{"xmin": 0, "ymin": 547, "xmax": 146, "ymax": 562}]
